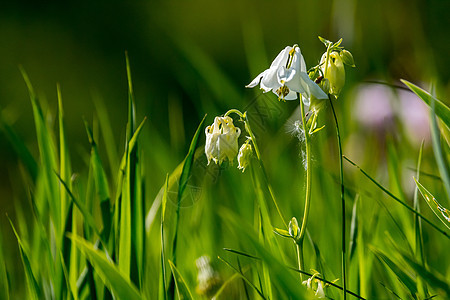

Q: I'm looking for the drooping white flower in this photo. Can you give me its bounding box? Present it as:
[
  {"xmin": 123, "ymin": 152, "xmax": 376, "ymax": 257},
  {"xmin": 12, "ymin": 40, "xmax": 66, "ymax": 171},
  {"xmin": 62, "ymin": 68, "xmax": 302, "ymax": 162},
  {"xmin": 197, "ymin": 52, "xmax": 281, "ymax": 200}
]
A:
[
  {"xmin": 246, "ymin": 45, "xmax": 327, "ymax": 104},
  {"xmin": 205, "ymin": 116, "xmax": 241, "ymax": 165},
  {"xmin": 237, "ymin": 140, "xmax": 252, "ymax": 172}
]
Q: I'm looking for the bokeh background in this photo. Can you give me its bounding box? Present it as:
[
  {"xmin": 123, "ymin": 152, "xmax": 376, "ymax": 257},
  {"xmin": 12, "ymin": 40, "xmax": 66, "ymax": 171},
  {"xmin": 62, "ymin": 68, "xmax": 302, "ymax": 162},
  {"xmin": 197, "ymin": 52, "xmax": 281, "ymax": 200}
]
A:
[{"xmin": 1, "ymin": 0, "xmax": 450, "ymax": 297}]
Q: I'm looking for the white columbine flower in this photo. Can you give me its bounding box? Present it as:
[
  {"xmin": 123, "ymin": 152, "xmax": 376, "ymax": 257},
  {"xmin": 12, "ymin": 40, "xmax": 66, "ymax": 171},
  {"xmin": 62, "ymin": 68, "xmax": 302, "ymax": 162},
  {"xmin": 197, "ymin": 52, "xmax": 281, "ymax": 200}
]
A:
[
  {"xmin": 205, "ymin": 116, "xmax": 241, "ymax": 165},
  {"xmin": 246, "ymin": 45, "xmax": 327, "ymax": 105}
]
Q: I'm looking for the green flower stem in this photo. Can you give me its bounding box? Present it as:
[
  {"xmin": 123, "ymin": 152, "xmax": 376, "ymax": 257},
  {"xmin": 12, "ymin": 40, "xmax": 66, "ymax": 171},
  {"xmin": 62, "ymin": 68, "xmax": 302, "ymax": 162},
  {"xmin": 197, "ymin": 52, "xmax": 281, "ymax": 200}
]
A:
[
  {"xmin": 296, "ymin": 93, "xmax": 312, "ymax": 281},
  {"xmin": 329, "ymin": 96, "xmax": 347, "ymax": 300},
  {"xmin": 224, "ymin": 109, "xmax": 287, "ymax": 229}
]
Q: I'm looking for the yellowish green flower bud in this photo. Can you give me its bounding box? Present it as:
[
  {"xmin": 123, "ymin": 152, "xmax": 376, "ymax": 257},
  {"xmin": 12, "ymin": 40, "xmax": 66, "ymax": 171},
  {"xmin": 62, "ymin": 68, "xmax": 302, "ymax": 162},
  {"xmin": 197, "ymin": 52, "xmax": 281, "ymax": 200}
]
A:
[
  {"xmin": 237, "ymin": 140, "xmax": 252, "ymax": 172},
  {"xmin": 340, "ymin": 49, "xmax": 355, "ymax": 67},
  {"xmin": 320, "ymin": 51, "xmax": 345, "ymax": 96},
  {"xmin": 288, "ymin": 217, "xmax": 300, "ymax": 240},
  {"xmin": 205, "ymin": 116, "xmax": 241, "ymax": 165}
]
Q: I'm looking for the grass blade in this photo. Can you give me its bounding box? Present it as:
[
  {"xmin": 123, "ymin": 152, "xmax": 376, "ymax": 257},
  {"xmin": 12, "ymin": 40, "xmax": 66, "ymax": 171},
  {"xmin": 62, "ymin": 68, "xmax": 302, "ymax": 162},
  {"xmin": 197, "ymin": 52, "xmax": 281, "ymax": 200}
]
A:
[
  {"xmin": 69, "ymin": 234, "xmax": 143, "ymax": 300},
  {"xmin": 159, "ymin": 174, "xmax": 169, "ymax": 300},
  {"xmin": 344, "ymin": 155, "xmax": 450, "ymax": 238},
  {"xmin": 20, "ymin": 68, "xmax": 61, "ymax": 235},
  {"xmin": 84, "ymin": 119, "xmax": 112, "ymax": 241},
  {"xmin": 0, "ymin": 228, "xmax": 10, "ymax": 300},
  {"xmin": 370, "ymin": 246, "xmax": 418, "ymax": 297},
  {"xmin": 168, "ymin": 260, "xmax": 194, "ymax": 300},
  {"xmin": 414, "ymin": 179, "xmax": 450, "ymax": 230},
  {"xmin": 0, "ymin": 108, "xmax": 38, "ymax": 181},
  {"xmin": 8, "ymin": 217, "xmax": 41, "ymax": 300},
  {"xmin": 400, "ymin": 79, "xmax": 450, "ymax": 129}
]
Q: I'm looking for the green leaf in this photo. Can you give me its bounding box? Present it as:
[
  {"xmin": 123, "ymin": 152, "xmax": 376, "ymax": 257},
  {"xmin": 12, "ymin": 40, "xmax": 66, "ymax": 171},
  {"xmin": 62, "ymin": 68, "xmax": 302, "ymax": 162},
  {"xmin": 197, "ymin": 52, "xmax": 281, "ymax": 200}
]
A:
[
  {"xmin": 370, "ymin": 246, "xmax": 418, "ymax": 297},
  {"xmin": 318, "ymin": 36, "xmax": 332, "ymax": 48},
  {"xmin": 414, "ymin": 179, "xmax": 450, "ymax": 230},
  {"xmin": 168, "ymin": 260, "xmax": 194, "ymax": 300},
  {"xmin": 0, "ymin": 228, "xmax": 10, "ymax": 300},
  {"xmin": 349, "ymin": 195, "xmax": 359, "ymax": 261},
  {"xmin": 273, "ymin": 228, "xmax": 291, "ymax": 238},
  {"xmin": 159, "ymin": 174, "xmax": 169, "ymax": 300},
  {"xmin": 69, "ymin": 235, "xmax": 143, "ymax": 300},
  {"xmin": 401, "ymin": 80, "xmax": 450, "ymax": 129}
]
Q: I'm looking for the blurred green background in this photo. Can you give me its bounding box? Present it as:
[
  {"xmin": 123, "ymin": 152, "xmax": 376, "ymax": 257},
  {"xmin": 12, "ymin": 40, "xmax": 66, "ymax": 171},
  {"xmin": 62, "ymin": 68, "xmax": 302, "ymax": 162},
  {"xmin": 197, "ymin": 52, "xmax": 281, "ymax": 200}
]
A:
[{"xmin": 1, "ymin": 0, "xmax": 450, "ymax": 297}]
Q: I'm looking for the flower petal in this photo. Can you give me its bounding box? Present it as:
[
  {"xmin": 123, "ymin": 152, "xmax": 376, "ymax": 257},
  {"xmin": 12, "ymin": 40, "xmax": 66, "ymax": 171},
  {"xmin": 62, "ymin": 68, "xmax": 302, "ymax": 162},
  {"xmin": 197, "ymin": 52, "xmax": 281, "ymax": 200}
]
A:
[
  {"xmin": 246, "ymin": 69, "xmax": 268, "ymax": 88},
  {"xmin": 261, "ymin": 67, "xmax": 280, "ymax": 92},
  {"xmin": 270, "ymin": 46, "xmax": 291, "ymax": 68}
]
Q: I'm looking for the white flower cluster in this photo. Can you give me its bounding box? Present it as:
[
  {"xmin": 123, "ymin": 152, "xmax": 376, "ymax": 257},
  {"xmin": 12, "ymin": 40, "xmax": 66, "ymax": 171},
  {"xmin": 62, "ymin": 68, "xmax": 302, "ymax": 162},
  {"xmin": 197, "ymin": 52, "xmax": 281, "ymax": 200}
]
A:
[{"xmin": 246, "ymin": 45, "xmax": 327, "ymax": 104}]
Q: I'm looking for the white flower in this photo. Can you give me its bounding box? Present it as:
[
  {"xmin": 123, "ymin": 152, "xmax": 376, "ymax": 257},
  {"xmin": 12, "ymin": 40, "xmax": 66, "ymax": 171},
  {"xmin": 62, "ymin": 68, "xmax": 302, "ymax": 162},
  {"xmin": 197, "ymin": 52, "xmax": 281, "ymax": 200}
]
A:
[
  {"xmin": 205, "ymin": 116, "xmax": 241, "ymax": 165},
  {"xmin": 246, "ymin": 45, "xmax": 327, "ymax": 104}
]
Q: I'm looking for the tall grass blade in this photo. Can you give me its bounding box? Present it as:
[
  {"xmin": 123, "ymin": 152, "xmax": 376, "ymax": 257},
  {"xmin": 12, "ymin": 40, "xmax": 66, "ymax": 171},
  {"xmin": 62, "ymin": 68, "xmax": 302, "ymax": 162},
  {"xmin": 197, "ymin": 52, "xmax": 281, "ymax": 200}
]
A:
[
  {"xmin": 167, "ymin": 260, "xmax": 194, "ymax": 300},
  {"xmin": 172, "ymin": 114, "xmax": 207, "ymax": 262},
  {"xmin": 370, "ymin": 246, "xmax": 418, "ymax": 298},
  {"xmin": 84, "ymin": 120, "xmax": 112, "ymax": 241},
  {"xmin": 69, "ymin": 234, "xmax": 143, "ymax": 300},
  {"xmin": 0, "ymin": 228, "xmax": 10, "ymax": 300},
  {"xmin": 414, "ymin": 179, "xmax": 450, "ymax": 230},
  {"xmin": 159, "ymin": 174, "xmax": 169, "ymax": 300},
  {"xmin": 400, "ymin": 80, "xmax": 450, "ymax": 129},
  {"xmin": 8, "ymin": 217, "xmax": 41, "ymax": 300},
  {"xmin": 20, "ymin": 67, "xmax": 61, "ymax": 236},
  {"xmin": 414, "ymin": 142, "xmax": 428, "ymax": 298},
  {"xmin": 119, "ymin": 117, "xmax": 147, "ymax": 278}
]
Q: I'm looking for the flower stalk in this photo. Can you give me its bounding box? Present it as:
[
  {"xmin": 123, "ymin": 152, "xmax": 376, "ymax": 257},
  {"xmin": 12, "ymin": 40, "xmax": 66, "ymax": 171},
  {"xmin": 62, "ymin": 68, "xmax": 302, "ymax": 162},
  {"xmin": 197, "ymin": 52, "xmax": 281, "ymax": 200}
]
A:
[{"xmin": 224, "ymin": 109, "xmax": 287, "ymax": 228}]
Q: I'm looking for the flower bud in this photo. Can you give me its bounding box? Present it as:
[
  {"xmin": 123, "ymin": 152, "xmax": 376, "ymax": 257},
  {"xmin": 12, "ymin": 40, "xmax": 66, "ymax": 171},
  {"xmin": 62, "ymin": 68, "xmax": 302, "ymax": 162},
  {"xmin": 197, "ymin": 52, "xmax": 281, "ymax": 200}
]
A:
[
  {"xmin": 340, "ymin": 49, "xmax": 355, "ymax": 67},
  {"xmin": 289, "ymin": 217, "xmax": 300, "ymax": 240},
  {"xmin": 320, "ymin": 51, "xmax": 345, "ymax": 96},
  {"xmin": 237, "ymin": 140, "xmax": 252, "ymax": 172},
  {"xmin": 205, "ymin": 116, "xmax": 241, "ymax": 165}
]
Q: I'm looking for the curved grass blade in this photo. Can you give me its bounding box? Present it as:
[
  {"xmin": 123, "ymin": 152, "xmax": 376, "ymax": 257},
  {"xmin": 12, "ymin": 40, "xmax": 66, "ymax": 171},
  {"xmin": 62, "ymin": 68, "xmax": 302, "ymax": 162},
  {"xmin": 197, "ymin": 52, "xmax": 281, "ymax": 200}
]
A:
[
  {"xmin": 8, "ymin": 217, "xmax": 41, "ymax": 300},
  {"xmin": 69, "ymin": 234, "xmax": 143, "ymax": 300},
  {"xmin": 218, "ymin": 256, "xmax": 266, "ymax": 300},
  {"xmin": 370, "ymin": 246, "xmax": 417, "ymax": 298},
  {"xmin": 414, "ymin": 179, "xmax": 450, "ymax": 230},
  {"xmin": 401, "ymin": 80, "xmax": 450, "ymax": 129},
  {"xmin": 20, "ymin": 67, "xmax": 60, "ymax": 235},
  {"xmin": 0, "ymin": 228, "xmax": 9, "ymax": 300},
  {"xmin": 344, "ymin": 156, "xmax": 450, "ymax": 238},
  {"xmin": 159, "ymin": 174, "xmax": 169, "ymax": 300},
  {"xmin": 168, "ymin": 260, "xmax": 194, "ymax": 300},
  {"xmin": 0, "ymin": 108, "xmax": 38, "ymax": 181}
]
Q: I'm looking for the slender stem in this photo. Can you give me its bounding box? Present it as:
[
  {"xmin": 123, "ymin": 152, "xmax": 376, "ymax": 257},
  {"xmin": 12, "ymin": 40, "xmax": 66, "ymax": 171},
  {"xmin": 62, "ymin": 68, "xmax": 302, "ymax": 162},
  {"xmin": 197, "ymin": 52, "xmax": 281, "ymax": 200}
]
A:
[
  {"xmin": 243, "ymin": 113, "xmax": 288, "ymax": 229},
  {"xmin": 329, "ymin": 96, "xmax": 347, "ymax": 300},
  {"xmin": 297, "ymin": 93, "xmax": 312, "ymax": 281},
  {"xmin": 296, "ymin": 243, "xmax": 304, "ymax": 282}
]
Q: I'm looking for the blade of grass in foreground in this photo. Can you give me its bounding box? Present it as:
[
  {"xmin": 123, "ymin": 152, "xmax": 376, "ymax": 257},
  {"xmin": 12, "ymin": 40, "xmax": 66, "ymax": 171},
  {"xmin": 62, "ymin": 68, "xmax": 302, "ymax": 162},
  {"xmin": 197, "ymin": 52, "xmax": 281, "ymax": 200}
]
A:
[
  {"xmin": 159, "ymin": 174, "xmax": 169, "ymax": 300},
  {"xmin": 0, "ymin": 228, "xmax": 10, "ymax": 300},
  {"xmin": 172, "ymin": 114, "xmax": 207, "ymax": 263},
  {"xmin": 402, "ymin": 79, "xmax": 450, "ymax": 203},
  {"xmin": 20, "ymin": 68, "xmax": 61, "ymax": 236},
  {"xmin": 118, "ymin": 117, "xmax": 147, "ymax": 278},
  {"xmin": 69, "ymin": 234, "xmax": 143, "ymax": 300},
  {"xmin": 344, "ymin": 156, "xmax": 450, "ymax": 238},
  {"xmin": 168, "ymin": 260, "xmax": 194, "ymax": 300}
]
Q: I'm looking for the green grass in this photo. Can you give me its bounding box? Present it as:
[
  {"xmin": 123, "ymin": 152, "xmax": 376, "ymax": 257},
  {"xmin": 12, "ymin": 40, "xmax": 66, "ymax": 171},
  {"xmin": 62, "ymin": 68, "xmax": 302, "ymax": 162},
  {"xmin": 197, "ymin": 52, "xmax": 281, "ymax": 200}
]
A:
[{"xmin": 1, "ymin": 40, "xmax": 450, "ymax": 300}]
